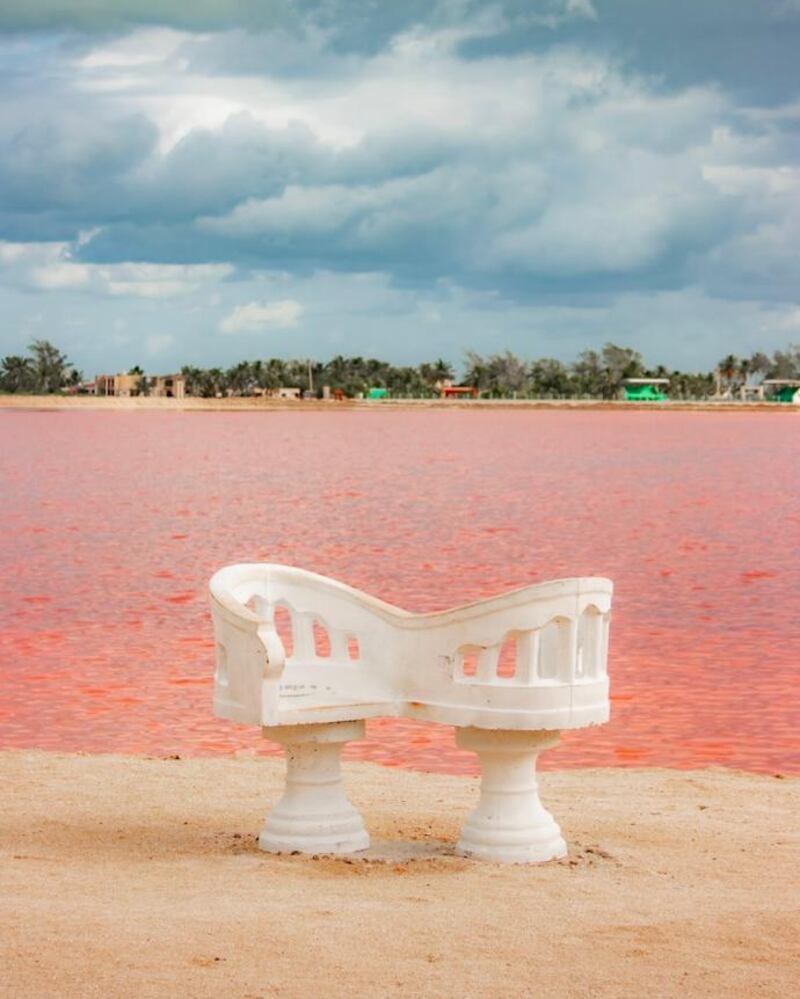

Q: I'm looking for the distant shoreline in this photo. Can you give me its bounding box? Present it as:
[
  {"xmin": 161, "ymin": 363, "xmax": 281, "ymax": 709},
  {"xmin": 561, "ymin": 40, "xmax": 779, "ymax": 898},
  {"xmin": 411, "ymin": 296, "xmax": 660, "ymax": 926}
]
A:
[{"xmin": 0, "ymin": 393, "xmax": 796, "ymax": 413}]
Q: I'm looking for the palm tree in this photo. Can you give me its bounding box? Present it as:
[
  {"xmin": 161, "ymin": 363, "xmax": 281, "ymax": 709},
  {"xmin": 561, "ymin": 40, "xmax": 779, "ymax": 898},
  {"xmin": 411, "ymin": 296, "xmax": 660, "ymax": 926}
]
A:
[
  {"xmin": 432, "ymin": 357, "xmax": 454, "ymax": 382},
  {"xmin": 716, "ymin": 354, "xmax": 739, "ymax": 396},
  {"xmin": 463, "ymin": 351, "xmax": 488, "ymax": 391},
  {"xmin": 181, "ymin": 366, "xmax": 204, "ymax": 396},
  {"xmin": 207, "ymin": 368, "xmax": 227, "ymax": 397},
  {"xmin": 181, "ymin": 366, "xmax": 224, "ymax": 398},
  {"xmin": 260, "ymin": 358, "xmax": 288, "ymax": 391},
  {"xmin": 28, "ymin": 339, "xmax": 75, "ymax": 393},
  {"xmin": 419, "ymin": 358, "xmax": 455, "ymax": 393},
  {"xmin": 0, "ymin": 355, "xmax": 36, "ymax": 393},
  {"xmin": 226, "ymin": 361, "xmax": 256, "ymax": 396}
]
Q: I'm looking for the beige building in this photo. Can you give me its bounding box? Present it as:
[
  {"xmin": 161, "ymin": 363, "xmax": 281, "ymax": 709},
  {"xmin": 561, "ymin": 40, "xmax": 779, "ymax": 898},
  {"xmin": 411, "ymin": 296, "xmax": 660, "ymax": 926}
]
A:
[
  {"xmin": 151, "ymin": 374, "xmax": 185, "ymax": 398},
  {"xmin": 95, "ymin": 372, "xmax": 186, "ymax": 398},
  {"xmin": 252, "ymin": 386, "xmax": 302, "ymax": 399},
  {"xmin": 95, "ymin": 373, "xmax": 139, "ymax": 397}
]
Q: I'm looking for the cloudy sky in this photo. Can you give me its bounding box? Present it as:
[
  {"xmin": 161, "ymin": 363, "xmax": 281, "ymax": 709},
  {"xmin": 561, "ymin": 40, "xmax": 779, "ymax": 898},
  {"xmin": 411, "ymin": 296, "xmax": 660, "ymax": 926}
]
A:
[{"xmin": 1, "ymin": 1, "xmax": 798, "ymax": 375}]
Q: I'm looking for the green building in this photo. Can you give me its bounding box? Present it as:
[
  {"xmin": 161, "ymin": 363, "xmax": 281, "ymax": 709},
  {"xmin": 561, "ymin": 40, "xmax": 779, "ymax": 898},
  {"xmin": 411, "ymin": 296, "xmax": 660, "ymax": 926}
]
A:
[
  {"xmin": 620, "ymin": 378, "xmax": 669, "ymax": 402},
  {"xmin": 763, "ymin": 380, "xmax": 800, "ymax": 404}
]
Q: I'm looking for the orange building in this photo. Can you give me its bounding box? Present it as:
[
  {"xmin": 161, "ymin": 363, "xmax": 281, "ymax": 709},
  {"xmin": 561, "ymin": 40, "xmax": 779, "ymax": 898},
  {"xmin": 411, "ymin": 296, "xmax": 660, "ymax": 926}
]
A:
[{"xmin": 439, "ymin": 385, "xmax": 480, "ymax": 399}]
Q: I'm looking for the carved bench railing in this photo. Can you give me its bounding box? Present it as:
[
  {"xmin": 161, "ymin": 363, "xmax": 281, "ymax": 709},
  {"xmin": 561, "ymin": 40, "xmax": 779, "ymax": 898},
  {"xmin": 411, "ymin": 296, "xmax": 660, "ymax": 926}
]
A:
[{"xmin": 210, "ymin": 563, "xmax": 612, "ymax": 863}]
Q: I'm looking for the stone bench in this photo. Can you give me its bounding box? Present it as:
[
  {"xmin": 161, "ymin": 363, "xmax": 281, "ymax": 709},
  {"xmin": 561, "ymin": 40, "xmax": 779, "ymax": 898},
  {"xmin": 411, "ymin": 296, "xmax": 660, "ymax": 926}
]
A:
[{"xmin": 210, "ymin": 563, "xmax": 612, "ymax": 863}]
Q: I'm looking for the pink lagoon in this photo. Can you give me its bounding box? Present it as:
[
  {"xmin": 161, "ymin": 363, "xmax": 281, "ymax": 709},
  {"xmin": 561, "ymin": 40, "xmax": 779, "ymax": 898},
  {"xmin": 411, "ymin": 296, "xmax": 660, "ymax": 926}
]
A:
[{"xmin": 1, "ymin": 407, "xmax": 798, "ymax": 775}]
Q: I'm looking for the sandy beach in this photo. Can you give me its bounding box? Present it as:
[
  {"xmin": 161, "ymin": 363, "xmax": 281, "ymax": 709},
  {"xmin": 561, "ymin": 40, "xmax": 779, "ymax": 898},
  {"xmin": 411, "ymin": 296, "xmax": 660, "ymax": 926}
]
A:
[
  {"xmin": 0, "ymin": 393, "xmax": 795, "ymax": 413},
  {"xmin": 1, "ymin": 751, "xmax": 797, "ymax": 998}
]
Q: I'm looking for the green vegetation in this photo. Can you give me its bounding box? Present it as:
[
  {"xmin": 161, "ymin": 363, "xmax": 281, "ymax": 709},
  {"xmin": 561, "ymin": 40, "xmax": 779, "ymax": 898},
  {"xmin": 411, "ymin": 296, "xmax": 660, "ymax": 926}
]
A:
[
  {"xmin": 3, "ymin": 340, "xmax": 799, "ymax": 400},
  {"xmin": 180, "ymin": 356, "xmax": 455, "ymax": 398},
  {"xmin": 0, "ymin": 340, "xmax": 81, "ymax": 394},
  {"xmin": 179, "ymin": 343, "xmax": 794, "ymax": 400},
  {"xmin": 176, "ymin": 343, "xmax": 796, "ymax": 399}
]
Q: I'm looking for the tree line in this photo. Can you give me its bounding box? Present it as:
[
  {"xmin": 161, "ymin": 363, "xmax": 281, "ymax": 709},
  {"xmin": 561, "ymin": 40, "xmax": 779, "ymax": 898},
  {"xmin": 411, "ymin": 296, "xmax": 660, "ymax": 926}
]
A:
[
  {"xmin": 2, "ymin": 339, "xmax": 799, "ymax": 399},
  {"xmin": 181, "ymin": 343, "xmax": 800, "ymax": 398},
  {"xmin": 179, "ymin": 357, "xmax": 455, "ymax": 398}
]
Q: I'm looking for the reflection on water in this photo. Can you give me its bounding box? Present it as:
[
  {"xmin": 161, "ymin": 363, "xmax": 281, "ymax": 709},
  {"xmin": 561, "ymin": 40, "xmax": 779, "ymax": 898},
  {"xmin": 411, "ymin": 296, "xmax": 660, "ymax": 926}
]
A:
[{"xmin": 1, "ymin": 409, "xmax": 798, "ymax": 775}]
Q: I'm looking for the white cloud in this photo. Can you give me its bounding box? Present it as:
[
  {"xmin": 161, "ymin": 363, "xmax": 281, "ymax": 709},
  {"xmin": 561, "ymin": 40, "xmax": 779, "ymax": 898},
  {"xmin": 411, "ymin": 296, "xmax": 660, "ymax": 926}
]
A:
[
  {"xmin": 29, "ymin": 262, "xmax": 92, "ymax": 288},
  {"xmin": 0, "ymin": 242, "xmax": 30, "ymax": 264},
  {"xmin": 77, "ymin": 27, "xmax": 187, "ymax": 69},
  {"xmin": 99, "ymin": 263, "xmax": 233, "ymax": 297},
  {"xmin": 219, "ymin": 299, "xmax": 304, "ymax": 333},
  {"xmin": 76, "ymin": 227, "xmax": 102, "ymax": 247},
  {"xmin": 106, "ymin": 279, "xmax": 186, "ymax": 297},
  {"xmin": 0, "ymin": 243, "xmax": 232, "ymax": 298}
]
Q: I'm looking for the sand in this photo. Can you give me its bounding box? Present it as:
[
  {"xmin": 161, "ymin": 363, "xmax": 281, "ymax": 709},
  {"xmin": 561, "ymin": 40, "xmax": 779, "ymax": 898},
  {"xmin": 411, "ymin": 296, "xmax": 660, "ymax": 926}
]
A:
[
  {"xmin": 0, "ymin": 393, "xmax": 795, "ymax": 412},
  {"xmin": 1, "ymin": 752, "xmax": 797, "ymax": 998}
]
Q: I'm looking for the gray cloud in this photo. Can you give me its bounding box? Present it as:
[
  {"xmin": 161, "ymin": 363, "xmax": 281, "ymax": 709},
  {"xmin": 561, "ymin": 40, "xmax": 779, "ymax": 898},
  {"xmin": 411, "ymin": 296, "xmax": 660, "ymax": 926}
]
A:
[
  {"xmin": 0, "ymin": 1, "xmax": 296, "ymax": 34},
  {"xmin": 0, "ymin": 111, "xmax": 157, "ymax": 214},
  {"xmin": 3, "ymin": 1, "xmax": 794, "ymax": 107},
  {"xmin": 0, "ymin": 1, "xmax": 593, "ymax": 38}
]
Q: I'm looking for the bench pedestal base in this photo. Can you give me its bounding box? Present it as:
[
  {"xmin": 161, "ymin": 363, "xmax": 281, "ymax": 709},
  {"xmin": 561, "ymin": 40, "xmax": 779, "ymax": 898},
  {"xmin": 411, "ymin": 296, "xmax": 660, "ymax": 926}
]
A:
[
  {"xmin": 455, "ymin": 728, "xmax": 567, "ymax": 863},
  {"xmin": 259, "ymin": 721, "xmax": 370, "ymax": 855}
]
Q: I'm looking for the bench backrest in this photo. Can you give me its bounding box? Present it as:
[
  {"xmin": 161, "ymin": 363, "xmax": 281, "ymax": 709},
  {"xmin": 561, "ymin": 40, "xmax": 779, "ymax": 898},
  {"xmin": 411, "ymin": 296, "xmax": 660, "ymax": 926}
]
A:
[{"xmin": 210, "ymin": 564, "xmax": 612, "ymax": 730}]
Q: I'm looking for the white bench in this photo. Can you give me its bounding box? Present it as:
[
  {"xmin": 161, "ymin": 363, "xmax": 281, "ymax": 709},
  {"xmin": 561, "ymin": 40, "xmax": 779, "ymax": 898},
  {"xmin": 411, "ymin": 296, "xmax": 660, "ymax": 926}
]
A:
[{"xmin": 210, "ymin": 563, "xmax": 612, "ymax": 863}]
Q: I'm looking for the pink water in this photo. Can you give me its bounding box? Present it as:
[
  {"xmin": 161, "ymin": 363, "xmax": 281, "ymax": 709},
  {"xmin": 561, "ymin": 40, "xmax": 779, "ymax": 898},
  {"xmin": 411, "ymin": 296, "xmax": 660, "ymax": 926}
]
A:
[{"xmin": 1, "ymin": 409, "xmax": 798, "ymax": 774}]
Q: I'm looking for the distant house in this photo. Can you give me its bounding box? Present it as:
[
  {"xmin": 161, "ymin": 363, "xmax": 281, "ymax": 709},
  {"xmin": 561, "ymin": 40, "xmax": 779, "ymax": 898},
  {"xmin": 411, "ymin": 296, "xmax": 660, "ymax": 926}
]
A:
[
  {"xmin": 440, "ymin": 385, "xmax": 480, "ymax": 399},
  {"xmin": 95, "ymin": 373, "xmax": 139, "ymax": 397},
  {"xmin": 740, "ymin": 384, "xmax": 766, "ymax": 401},
  {"xmin": 763, "ymin": 379, "xmax": 800, "ymax": 404},
  {"xmin": 70, "ymin": 380, "xmax": 96, "ymax": 395},
  {"xmin": 95, "ymin": 372, "xmax": 185, "ymax": 398},
  {"xmin": 150, "ymin": 374, "xmax": 185, "ymax": 398},
  {"xmin": 620, "ymin": 378, "xmax": 669, "ymax": 402},
  {"xmin": 250, "ymin": 386, "xmax": 302, "ymax": 400}
]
